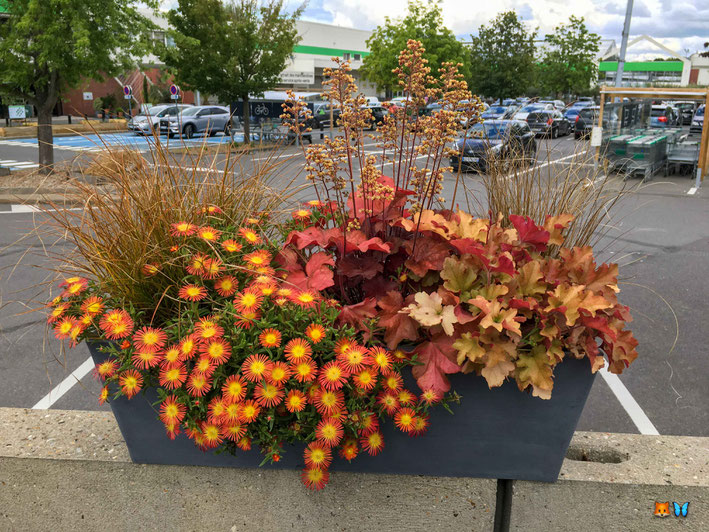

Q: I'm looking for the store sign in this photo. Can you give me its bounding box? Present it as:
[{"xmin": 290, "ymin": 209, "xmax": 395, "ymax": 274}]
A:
[
  {"xmin": 279, "ymin": 70, "xmax": 315, "ymax": 85},
  {"xmin": 8, "ymin": 105, "xmax": 26, "ymax": 119},
  {"xmin": 83, "ymin": 92, "xmax": 93, "ymax": 101}
]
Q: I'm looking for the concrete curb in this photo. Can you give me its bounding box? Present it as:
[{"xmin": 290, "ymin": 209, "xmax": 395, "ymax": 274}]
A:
[
  {"xmin": 0, "ymin": 122, "xmax": 128, "ymax": 139},
  {"xmin": 0, "ymin": 408, "xmax": 707, "ymax": 530}
]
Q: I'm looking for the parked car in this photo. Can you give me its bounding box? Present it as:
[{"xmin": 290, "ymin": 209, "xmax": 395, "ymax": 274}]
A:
[
  {"xmin": 690, "ymin": 105, "xmax": 705, "ymax": 134},
  {"xmin": 366, "ymin": 105, "xmax": 389, "ymax": 128},
  {"xmin": 648, "ymin": 105, "xmax": 680, "ymax": 128},
  {"xmin": 312, "ymin": 102, "xmax": 342, "ymax": 128},
  {"xmin": 449, "ymin": 120, "xmax": 537, "ymax": 173},
  {"xmin": 481, "ymin": 106, "xmax": 509, "ymax": 120},
  {"xmin": 513, "ymin": 103, "xmax": 554, "ymax": 121},
  {"xmin": 127, "ymin": 104, "xmax": 192, "ymax": 135},
  {"xmin": 539, "ymin": 99, "xmax": 566, "ymax": 110},
  {"xmin": 160, "ymin": 106, "xmax": 231, "ymax": 138},
  {"xmin": 671, "ymin": 101, "xmax": 697, "ymax": 126},
  {"xmin": 563, "ymin": 107, "xmax": 583, "ymax": 122},
  {"xmin": 526, "ymin": 110, "xmax": 571, "ymax": 138},
  {"xmin": 574, "ymin": 106, "xmax": 599, "ymax": 139},
  {"xmin": 576, "ymin": 96, "xmax": 594, "ymax": 103},
  {"xmin": 365, "ymin": 96, "xmax": 380, "ymax": 106}
]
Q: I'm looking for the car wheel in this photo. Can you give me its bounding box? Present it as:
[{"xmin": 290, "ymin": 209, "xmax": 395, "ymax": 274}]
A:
[
  {"xmin": 551, "ymin": 126, "xmax": 558, "ymax": 139},
  {"xmin": 183, "ymin": 124, "xmax": 195, "ymax": 139},
  {"xmin": 224, "ymin": 124, "xmax": 231, "ymax": 136},
  {"xmin": 574, "ymin": 132, "xmax": 580, "ymax": 140}
]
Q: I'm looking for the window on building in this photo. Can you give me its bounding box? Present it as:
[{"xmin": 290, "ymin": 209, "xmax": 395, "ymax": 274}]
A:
[
  {"xmin": 354, "ymin": 54, "xmax": 361, "ymax": 61},
  {"xmin": 343, "ymin": 53, "xmax": 350, "ymax": 60}
]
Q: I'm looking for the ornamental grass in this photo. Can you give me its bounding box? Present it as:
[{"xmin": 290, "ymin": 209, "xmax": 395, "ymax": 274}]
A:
[{"xmin": 44, "ymin": 40, "xmax": 638, "ymax": 490}]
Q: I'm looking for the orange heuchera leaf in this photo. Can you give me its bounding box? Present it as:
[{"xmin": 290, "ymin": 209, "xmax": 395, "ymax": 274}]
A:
[
  {"xmin": 411, "ymin": 338, "xmax": 460, "ymax": 394},
  {"xmin": 449, "ymin": 210, "xmax": 489, "ymax": 240},
  {"xmin": 440, "ymin": 256, "xmax": 478, "ymax": 294},
  {"xmin": 403, "ymin": 237, "xmax": 451, "ymax": 277},
  {"xmin": 515, "ymin": 261, "xmax": 547, "ymax": 297},
  {"xmin": 452, "ymin": 332, "xmax": 485, "ymax": 366},
  {"xmin": 337, "ymin": 298, "xmax": 377, "ymax": 339},
  {"xmin": 543, "ymin": 214, "xmax": 574, "ymax": 246},
  {"xmin": 377, "ymin": 291, "xmax": 419, "ymax": 349},
  {"xmin": 544, "ymin": 284, "xmax": 585, "ymax": 326},
  {"xmin": 480, "ymin": 342, "xmax": 516, "ymax": 388},
  {"xmin": 395, "ymin": 210, "xmax": 452, "ymax": 239},
  {"xmin": 304, "ymin": 252, "xmax": 335, "ymax": 290},
  {"xmin": 469, "ymin": 296, "xmax": 521, "ymax": 336},
  {"xmin": 515, "ymin": 345, "xmax": 555, "ymax": 400}
]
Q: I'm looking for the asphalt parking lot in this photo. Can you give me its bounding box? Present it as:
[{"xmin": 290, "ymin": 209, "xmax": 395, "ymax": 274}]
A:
[{"xmin": 0, "ymin": 131, "xmax": 707, "ymax": 440}]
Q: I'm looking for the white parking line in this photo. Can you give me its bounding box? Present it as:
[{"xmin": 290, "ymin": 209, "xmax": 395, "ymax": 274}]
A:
[
  {"xmin": 687, "ymin": 187, "xmax": 698, "ymax": 195},
  {"xmin": 32, "ymin": 356, "xmax": 95, "ymax": 410},
  {"xmin": 0, "ymin": 206, "xmax": 84, "ymax": 215},
  {"xmin": 599, "ymin": 366, "xmax": 660, "ymax": 435}
]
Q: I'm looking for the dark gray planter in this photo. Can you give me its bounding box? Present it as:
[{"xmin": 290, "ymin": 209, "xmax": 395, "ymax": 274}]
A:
[{"xmin": 89, "ymin": 343, "xmax": 594, "ymax": 481}]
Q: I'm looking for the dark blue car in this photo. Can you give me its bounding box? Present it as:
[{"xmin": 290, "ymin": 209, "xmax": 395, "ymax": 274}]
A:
[
  {"xmin": 450, "ymin": 120, "xmax": 537, "ymax": 172},
  {"xmin": 481, "ymin": 106, "xmax": 509, "ymax": 120}
]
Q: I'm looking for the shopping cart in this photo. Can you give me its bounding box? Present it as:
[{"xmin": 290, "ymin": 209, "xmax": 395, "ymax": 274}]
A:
[
  {"xmin": 666, "ymin": 139, "xmax": 700, "ymax": 176},
  {"xmin": 624, "ymin": 135, "xmax": 668, "ymax": 181}
]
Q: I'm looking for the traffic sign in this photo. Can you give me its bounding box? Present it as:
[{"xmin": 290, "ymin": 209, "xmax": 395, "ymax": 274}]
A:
[
  {"xmin": 170, "ymin": 85, "xmax": 181, "ymax": 100},
  {"xmin": 123, "ymin": 85, "xmax": 133, "ymax": 100}
]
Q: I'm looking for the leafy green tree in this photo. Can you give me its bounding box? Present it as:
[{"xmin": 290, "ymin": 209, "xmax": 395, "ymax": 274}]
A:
[
  {"xmin": 161, "ymin": 0, "xmax": 302, "ymax": 142},
  {"xmin": 538, "ymin": 16, "xmax": 601, "ymax": 97},
  {"xmin": 468, "ymin": 11, "xmax": 537, "ymax": 102},
  {"xmin": 360, "ymin": 0, "xmax": 471, "ymax": 96},
  {"xmin": 0, "ymin": 0, "xmax": 155, "ymax": 172}
]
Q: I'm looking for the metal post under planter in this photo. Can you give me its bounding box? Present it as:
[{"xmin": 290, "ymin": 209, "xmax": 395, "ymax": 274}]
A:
[{"xmin": 89, "ymin": 343, "xmax": 595, "ymax": 482}]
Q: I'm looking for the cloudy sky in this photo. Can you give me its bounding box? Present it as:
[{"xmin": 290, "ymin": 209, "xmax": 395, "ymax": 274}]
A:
[{"xmin": 293, "ymin": 0, "xmax": 709, "ymax": 59}]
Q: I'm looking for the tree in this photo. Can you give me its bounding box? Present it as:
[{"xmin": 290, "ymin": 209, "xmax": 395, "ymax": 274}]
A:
[
  {"xmin": 0, "ymin": 0, "xmax": 155, "ymax": 173},
  {"xmin": 161, "ymin": 0, "xmax": 302, "ymax": 143},
  {"xmin": 360, "ymin": 1, "xmax": 471, "ymax": 96},
  {"xmin": 538, "ymin": 16, "xmax": 601, "ymax": 97},
  {"xmin": 467, "ymin": 11, "xmax": 537, "ymax": 102}
]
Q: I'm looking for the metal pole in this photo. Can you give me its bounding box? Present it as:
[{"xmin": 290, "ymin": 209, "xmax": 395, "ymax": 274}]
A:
[
  {"xmin": 329, "ymin": 103, "xmax": 334, "ymax": 141},
  {"xmin": 615, "ymin": 0, "xmax": 634, "ymax": 92}
]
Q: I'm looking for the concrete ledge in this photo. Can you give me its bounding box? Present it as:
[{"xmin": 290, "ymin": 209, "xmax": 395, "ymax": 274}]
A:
[
  {"xmin": 0, "ymin": 408, "xmax": 707, "ymax": 530},
  {"xmin": 0, "ymin": 121, "xmax": 128, "ymax": 139}
]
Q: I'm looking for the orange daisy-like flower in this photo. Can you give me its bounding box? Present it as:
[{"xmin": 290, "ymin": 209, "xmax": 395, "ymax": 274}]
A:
[
  {"xmin": 186, "ymin": 253, "xmax": 209, "ymax": 276},
  {"xmin": 290, "ymin": 290, "xmax": 319, "ymax": 309},
  {"xmin": 58, "ymin": 276, "xmax": 82, "ymax": 288},
  {"xmin": 214, "ymin": 276, "xmax": 238, "ymax": 297},
  {"xmin": 369, "ymin": 346, "xmax": 394, "ymax": 375},
  {"xmin": 186, "ymin": 372, "xmax": 212, "ymax": 397},
  {"xmin": 207, "ymin": 396, "xmax": 228, "ymax": 424},
  {"xmin": 306, "ymin": 199, "xmax": 323, "ymax": 208},
  {"xmin": 253, "ymin": 383, "xmax": 284, "ymax": 408},
  {"xmin": 315, "ymin": 417, "xmax": 344, "ymax": 447},
  {"xmin": 222, "ymin": 401, "xmax": 241, "ymax": 424},
  {"xmin": 199, "ymin": 338, "xmax": 231, "ymax": 365},
  {"xmin": 243, "ymin": 249, "xmax": 271, "ymax": 269},
  {"xmin": 160, "ymin": 395, "xmax": 186, "ymax": 424},
  {"xmin": 266, "ymin": 361, "xmax": 290, "ymax": 386},
  {"xmin": 377, "ymin": 391, "xmax": 400, "ymax": 415},
  {"xmin": 233, "ymin": 289, "xmax": 263, "ymax": 314},
  {"xmin": 276, "ymin": 287, "xmax": 293, "ymax": 298},
  {"xmin": 314, "ymin": 389, "xmax": 345, "ymax": 416},
  {"xmin": 284, "ymin": 338, "xmax": 312, "ymax": 362},
  {"xmin": 98, "ymin": 386, "xmax": 109, "ymax": 405},
  {"xmin": 94, "ymin": 358, "xmax": 118, "ymax": 381},
  {"xmin": 61, "ymin": 278, "xmax": 88, "ymax": 298},
  {"xmin": 158, "ymin": 364, "xmax": 188, "ymax": 390},
  {"xmin": 54, "ymin": 317, "xmax": 77, "ymax": 340},
  {"xmin": 333, "ymin": 338, "xmax": 355, "ymax": 356},
  {"xmin": 141, "ymin": 263, "xmax": 159, "ymax": 277},
  {"xmin": 238, "ymin": 227, "xmax": 261, "ymax": 244},
  {"xmin": 338, "ymin": 438, "xmax": 359, "ymax": 462},
  {"xmin": 80, "ymin": 296, "xmax": 104, "ymax": 316},
  {"xmin": 221, "ymin": 239, "xmax": 243, "ymax": 253},
  {"xmin": 119, "ymin": 369, "xmax": 143, "ymax": 399},
  {"xmin": 238, "ymin": 400, "xmax": 261, "ymax": 424},
  {"xmin": 382, "ymin": 372, "xmax": 403, "ymax": 393},
  {"xmin": 132, "ymin": 350, "xmax": 163, "ymax": 370},
  {"xmin": 164, "ymin": 422, "xmax": 180, "ymax": 440},
  {"xmin": 222, "ymin": 423, "xmax": 246, "ymax": 442},
  {"xmin": 241, "ymin": 354, "xmax": 273, "ymax": 383},
  {"xmin": 304, "ymin": 441, "xmax": 332, "ymax": 469},
  {"xmin": 162, "ymin": 344, "xmax": 181, "ymax": 366},
  {"xmin": 258, "ymin": 328, "xmax": 282, "ymax": 349},
  {"xmin": 352, "ymin": 368, "xmax": 377, "ymax": 391},
  {"xmin": 398, "ymin": 389, "xmax": 416, "ymax": 407},
  {"xmin": 360, "ymin": 431, "xmax": 385, "ymax": 456},
  {"xmin": 200, "ymin": 257, "xmax": 223, "ymax": 280},
  {"xmin": 192, "ymin": 356, "xmax": 217, "ymax": 377},
  {"xmin": 170, "ymin": 245, "xmax": 179, "ymax": 253},
  {"xmin": 337, "ymin": 344, "xmax": 371, "ymax": 374},
  {"xmin": 358, "ymin": 411, "xmax": 379, "ymax": 436},
  {"xmin": 392, "ymin": 349, "xmax": 409, "ymax": 362},
  {"xmin": 292, "ymin": 208, "xmax": 311, "ymax": 221},
  {"xmin": 197, "ymin": 226, "xmax": 221, "ymax": 242},
  {"xmin": 99, "ymin": 309, "xmax": 134, "ymax": 340},
  {"xmin": 254, "ymin": 282, "xmax": 277, "ymax": 297},
  {"xmin": 200, "ymin": 422, "xmax": 223, "ymax": 448},
  {"xmin": 285, "ymin": 389, "xmax": 307, "ymax": 413},
  {"xmin": 170, "ymin": 222, "xmax": 196, "ymax": 237},
  {"xmin": 178, "ymin": 283, "xmax": 207, "ymax": 302},
  {"xmin": 234, "ymin": 310, "xmax": 260, "ymax": 330},
  {"xmin": 222, "ymin": 374, "xmax": 247, "ymax": 403},
  {"xmin": 412, "ymin": 413, "xmax": 430, "ymax": 436},
  {"xmin": 318, "ymin": 361, "xmax": 349, "ymax": 391},
  {"xmin": 237, "ymin": 435, "xmax": 252, "ymax": 451},
  {"xmin": 201, "ymin": 205, "xmax": 223, "ymax": 215},
  {"xmin": 301, "ymin": 467, "xmax": 329, "ymax": 491},
  {"xmin": 394, "ymin": 407, "xmax": 417, "ymax": 433},
  {"xmin": 291, "ymin": 358, "xmax": 317, "ymax": 383},
  {"xmin": 185, "ymin": 427, "xmax": 209, "ymax": 451},
  {"xmin": 133, "ymin": 327, "xmax": 167, "ymax": 353},
  {"xmin": 178, "ymin": 334, "xmax": 198, "ymax": 361},
  {"xmin": 194, "ymin": 316, "xmax": 224, "ymax": 341},
  {"xmin": 47, "ymin": 302, "xmax": 69, "ymax": 324},
  {"xmin": 304, "ymin": 323, "xmax": 326, "ymax": 344}
]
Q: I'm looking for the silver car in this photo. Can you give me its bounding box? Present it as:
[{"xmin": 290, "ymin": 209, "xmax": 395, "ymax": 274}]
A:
[
  {"xmin": 127, "ymin": 104, "xmax": 192, "ymax": 135},
  {"xmin": 160, "ymin": 105, "xmax": 232, "ymax": 138}
]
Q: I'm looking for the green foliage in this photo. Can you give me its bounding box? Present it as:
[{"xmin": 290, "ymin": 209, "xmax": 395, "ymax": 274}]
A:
[
  {"xmin": 467, "ymin": 11, "xmax": 537, "ymax": 101},
  {"xmin": 538, "ymin": 16, "xmax": 601, "ymax": 97},
  {"xmin": 360, "ymin": 1, "xmax": 471, "ymax": 94}
]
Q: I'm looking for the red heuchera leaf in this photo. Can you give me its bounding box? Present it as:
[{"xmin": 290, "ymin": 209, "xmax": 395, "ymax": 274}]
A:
[
  {"xmin": 338, "ymin": 254, "xmax": 383, "ymax": 280},
  {"xmin": 348, "ymin": 175, "xmax": 414, "ymax": 222},
  {"xmin": 377, "ymin": 291, "xmax": 419, "ymax": 349},
  {"xmin": 411, "ymin": 336, "xmax": 460, "ymax": 394},
  {"xmin": 285, "ymin": 227, "xmax": 326, "ymax": 249},
  {"xmin": 337, "ymin": 298, "xmax": 377, "ymax": 339},
  {"xmin": 509, "ymin": 215, "xmax": 550, "ymax": 252},
  {"xmin": 404, "ymin": 237, "xmax": 450, "ymax": 277},
  {"xmin": 275, "ymin": 248, "xmax": 302, "ymax": 273},
  {"xmin": 304, "ymin": 252, "xmax": 335, "ymax": 290}
]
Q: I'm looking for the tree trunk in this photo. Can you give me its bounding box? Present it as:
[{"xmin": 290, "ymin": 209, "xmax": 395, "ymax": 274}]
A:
[
  {"xmin": 242, "ymin": 96, "xmax": 250, "ymax": 144},
  {"xmin": 37, "ymin": 105, "xmax": 54, "ymax": 174}
]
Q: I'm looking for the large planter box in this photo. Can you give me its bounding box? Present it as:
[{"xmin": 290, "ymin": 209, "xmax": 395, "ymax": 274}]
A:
[{"xmin": 89, "ymin": 343, "xmax": 595, "ymax": 482}]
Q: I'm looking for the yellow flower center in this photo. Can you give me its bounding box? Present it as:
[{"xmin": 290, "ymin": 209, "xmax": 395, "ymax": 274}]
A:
[
  {"xmin": 208, "ymin": 343, "xmax": 224, "ymax": 358},
  {"xmin": 311, "ymin": 448, "xmax": 325, "ymax": 463},
  {"xmin": 262, "ymin": 385, "xmax": 278, "ymax": 399},
  {"xmin": 166, "ymin": 369, "xmax": 180, "ymax": 381},
  {"xmin": 250, "ymin": 361, "xmax": 265, "ymax": 375},
  {"xmin": 143, "ymin": 332, "xmax": 159, "ymax": 345},
  {"xmin": 271, "ymin": 367, "xmax": 285, "ymax": 380},
  {"xmin": 326, "ymin": 366, "xmax": 342, "ymax": 381}
]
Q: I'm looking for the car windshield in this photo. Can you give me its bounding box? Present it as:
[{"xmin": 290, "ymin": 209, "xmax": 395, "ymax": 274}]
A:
[
  {"xmin": 468, "ymin": 122, "xmax": 509, "ymax": 139},
  {"xmin": 180, "ymin": 107, "xmax": 202, "ymax": 116},
  {"xmin": 147, "ymin": 106, "xmax": 169, "ymax": 116},
  {"xmin": 520, "ymin": 105, "xmax": 543, "ymax": 113},
  {"xmin": 485, "ymin": 107, "xmax": 506, "ymax": 114},
  {"xmin": 579, "ymin": 109, "xmax": 598, "ymax": 118},
  {"xmin": 696, "ymin": 106, "xmax": 705, "ymax": 116},
  {"xmin": 650, "ymin": 109, "xmax": 666, "ymax": 117}
]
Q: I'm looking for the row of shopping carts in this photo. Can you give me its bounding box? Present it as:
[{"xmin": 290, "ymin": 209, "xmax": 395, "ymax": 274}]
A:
[{"xmin": 602, "ymin": 128, "xmax": 700, "ymax": 181}]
